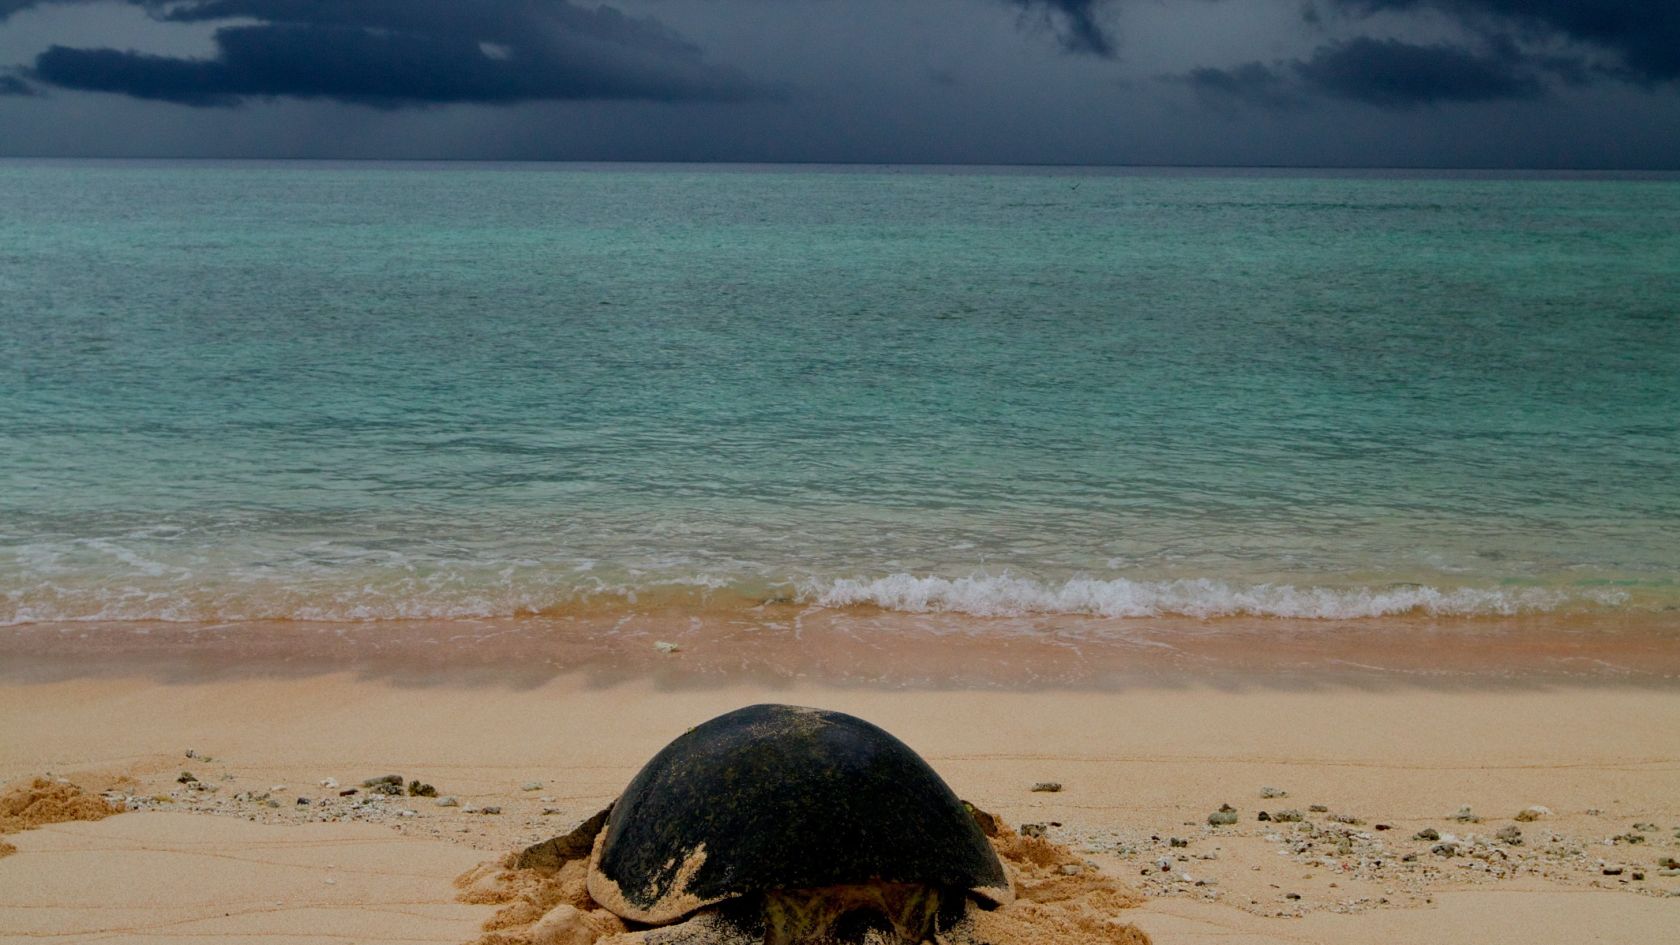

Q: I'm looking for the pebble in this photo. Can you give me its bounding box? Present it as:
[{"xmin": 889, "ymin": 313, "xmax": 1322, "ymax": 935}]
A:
[
  {"xmin": 177, "ymin": 772, "xmax": 197, "ymax": 784},
  {"xmin": 1208, "ymin": 804, "xmax": 1239, "ymax": 826},
  {"xmin": 1602, "ymin": 866, "xmax": 1624, "ymax": 876},
  {"xmin": 654, "ymin": 641, "xmax": 680, "ymax": 654},
  {"xmin": 480, "ymin": 806, "xmax": 503, "ymax": 815},
  {"xmin": 1031, "ymin": 782, "xmax": 1063, "ymax": 793},
  {"xmin": 1058, "ymin": 864, "xmax": 1082, "ymax": 876},
  {"xmin": 1414, "ymin": 828, "xmax": 1440, "ymax": 841},
  {"xmin": 522, "ymin": 781, "xmax": 544, "ymax": 791},
  {"xmin": 1257, "ymin": 811, "xmax": 1272, "ymax": 822},
  {"xmin": 408, "ymin": 781, "xmax": 437, "ymax": 797},
  {"xmin": 1169, "ymin": 837, "xmax": 1188, "ymax": 848},
  {"xmin": 1496, "ymin": 825, "xmax": 1523, "ymax": 845},
  {"xmin": 1452, "ymin": 806, "xmax": 1481, "ymax": 823},
  {"xmin": 296, "ymin": 797, "xmax": 312, "ymax": 805},
  {"xmin": 1271, "ymin": 809, "xmax": 1304, "ymax": 823},
  {"xmin": 1329, "ymin": 813, "xmax": 1365, "ymax": 825},
  {"xmin": 1514, "ymin": 805, "xmax": 1551, "ymax": 822},
  {"xmin": 436, "ymin": 796, "xmax": 459, "ymax": 807},
  {"xmin": 1309, "ymin": 805, "xmax": 1329, "ymax": 813},
  {"xmin": 1020, "ymin": 823, "xmax": 1048, "ymax": 838},
  {"xmin": 1261, "ymin": 787, "xmax": 1288, "ymax": 798},
  {"xmin": 320, "ymin": 778, "xmax": 338, "ymax": 789},
  {"xmin": 361, "ymin": 774, "xmax": 403, "ymax": 788}
]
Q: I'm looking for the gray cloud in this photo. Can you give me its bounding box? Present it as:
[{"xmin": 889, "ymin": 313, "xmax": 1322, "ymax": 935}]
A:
[
  {"xmin": 1298, "ymin": 36, "xmax": 1542, "ymax": 106},
  {"xmin": 22, "ymin": 0, "xmax": 764, "ymax": 106},
  {"xmin": 0, "ymin": 70, "xmax": 32, "ymax": 94},
  {"xmin": 1006, "ymin": 0, "xmax": 1117, "ymax": 57},
  {"xmin": 1179, "ymin": 35, "xmax": 1544, "ymax": 109},
  {"xmin": 1333, "ymin": 1, "xmax": 1680, "ymax": 84}
]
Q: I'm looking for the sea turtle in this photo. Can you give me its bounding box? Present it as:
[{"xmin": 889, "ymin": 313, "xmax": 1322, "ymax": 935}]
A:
[{"xmin": 533, "ymin": 703, "xmax": 1013, "ymax": 944}]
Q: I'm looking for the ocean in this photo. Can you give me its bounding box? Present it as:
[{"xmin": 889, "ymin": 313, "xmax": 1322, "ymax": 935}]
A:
[{"xmin": 2, "ymin": 161, "xmax": 1677, "ymax": 639}]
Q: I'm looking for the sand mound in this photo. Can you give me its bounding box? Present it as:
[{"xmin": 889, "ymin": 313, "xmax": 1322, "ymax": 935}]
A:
[
  {"xmin": 457, "ymin": 811, "xmax": 1147, "ymax": 945},
  {"xmin": 0, "ymin": 777, "xmax": 124, "ymax": 837}
]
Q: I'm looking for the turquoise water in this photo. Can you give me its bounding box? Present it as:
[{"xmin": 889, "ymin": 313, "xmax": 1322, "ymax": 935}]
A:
[{"xmin": 1, "ymin": 161, "xmax": 1677, "ymax": 626}]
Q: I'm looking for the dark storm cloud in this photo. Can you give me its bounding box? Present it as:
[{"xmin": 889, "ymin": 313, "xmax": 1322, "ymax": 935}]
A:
[
  {"xmin": 1006, "ymin": 0, "xmax": 1117, "ymax": 57},
  {"xmin": 1180, "ymin": 36, "xmax": 1542, "ymax": 109},
  {"xmin": 21, "ymin": 0, "xmax": 763, "ymax": 106},
  {"xmin": 1334, "ymin": 1, "xmax": 1680, "ymax": 84},
  {"xmin": 1297, "ymin": 36, "xmax": 1542, "ymax": 106}
]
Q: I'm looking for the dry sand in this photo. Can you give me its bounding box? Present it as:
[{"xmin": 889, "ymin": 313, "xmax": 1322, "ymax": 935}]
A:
[{"xmin": 1, "ymin": 660, "xmax": 1678, "ymax": 943}]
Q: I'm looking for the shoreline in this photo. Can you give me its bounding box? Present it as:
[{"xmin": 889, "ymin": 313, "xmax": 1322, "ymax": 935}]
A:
[{"xmin": 3, "ymin": 612, "xmax": 1676, "ymax": 690}]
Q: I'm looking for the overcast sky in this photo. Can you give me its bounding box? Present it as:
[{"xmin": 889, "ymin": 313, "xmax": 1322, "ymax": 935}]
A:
[{"xmin": 1, "ymin": 0, "xmax": 1677, "ymax": 166}]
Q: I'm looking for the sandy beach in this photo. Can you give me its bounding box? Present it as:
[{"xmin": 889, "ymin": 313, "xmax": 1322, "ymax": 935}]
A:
[{"xmin": 3, "ymin": 635, "xmax": 1678, "ymax": 944}]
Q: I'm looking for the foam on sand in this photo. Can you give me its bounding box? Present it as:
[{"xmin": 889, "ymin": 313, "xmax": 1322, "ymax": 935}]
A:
[{"xmin": 811, "ymin": 573, "xmax": 1606, "ymax": 619}]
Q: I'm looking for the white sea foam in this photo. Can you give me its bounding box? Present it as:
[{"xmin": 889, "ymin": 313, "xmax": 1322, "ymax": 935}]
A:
[{"xmin": 808, "ymin": 574, "xmax": 1614, "ymax": 619}]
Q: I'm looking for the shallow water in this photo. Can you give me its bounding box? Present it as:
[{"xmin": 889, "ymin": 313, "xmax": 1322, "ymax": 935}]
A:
[{"xmin": 2, "ymin": 161, "xmax": 1677, "ymax": 628}]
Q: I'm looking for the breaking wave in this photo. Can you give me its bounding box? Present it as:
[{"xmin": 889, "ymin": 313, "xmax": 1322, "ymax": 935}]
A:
[{"xmin": 808, "ymin": 574, "xmax": 1624, "ymax": 619}]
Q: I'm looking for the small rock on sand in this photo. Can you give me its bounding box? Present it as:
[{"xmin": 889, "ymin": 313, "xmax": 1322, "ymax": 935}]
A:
[
  {"xmin": 1452, "ymin": 806, "xmax": 1481, "ymax": 823},
  {"xmin": 522, "ymin": 781, "xmax": 543, "ymax": 791},
  {"xmin": 436, "ymin": 796, "xmax": 459, "ymax": 807},
  {"xmin": 1208, "ymin": 804, "xmax": 1239, "ymax": 826},
  {"xmin": 407, "ymin": 780, "xmax": 437, "ymax": 797},
  {"xmin": 1514, "ymin": 805, "xmax": 1551, "ymax": 822},
  {"xmin": 654, "ymin": 641, "xmax": 680, "ymax": 654},
  {"xmin": 1031, "ymin": 782, "xmax": 1062, "ymax": 793},
  {"xmin": 1496, "ymin": 825, "xmax": 1523, "ymax": 845},
  {"xmin": 1309, "ymin": 805, "xmax": 1329, "ymax": 813},
  {"xmin": 1271, "ymin": 809, "xmax": 1304, "ymax": 823},
  {"xmin": 1261, "ymin": 786, "xmax": 1287, "ymax": 798},
  {"xmin": 1414, "ymin": 827, "xmax": 1440, "ymax": 841}
]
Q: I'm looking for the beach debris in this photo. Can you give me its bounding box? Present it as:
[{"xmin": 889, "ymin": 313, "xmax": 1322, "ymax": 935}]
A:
[
  {"xmin": 653, "ymin": 641, "xmax": 680, "ymax": 654},
  {"xmin": 1207, "ymin": 805, "xmax": 1239, "ymax": 826},
  {"xmin": 408, "ymin": 780, "xmax": 437, "ymax": 797},
  {"xmin": 436, "ymin": 796, "xmax": 460, "ymax": 807},
  {"xmin": 1260, "ymin": 786, "xmax": 1288, "ymax": 798},
  {"xmin": 1495, "ymin": 825, "xmax": 1523, "ymax": 845},
  {"xmin": 1031, "ymin": 781, "xmax": 1063, "ymax": 793},
  {"xmin": 522, "ymin": 781, "xmax": 544, "ymax": 791},
  {"xmin": 1514, "ymin": 805, "xmax": 1551, "ymax": 822},
  {"xmin": 1452, "ymin": 806, "xmax": 1481, "ymax": 823}
]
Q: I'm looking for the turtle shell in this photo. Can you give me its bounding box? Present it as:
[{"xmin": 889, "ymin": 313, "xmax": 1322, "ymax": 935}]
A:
[{"xmin": 586, "ymin": 703, "xmax": 1011, "ymax": 925}]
